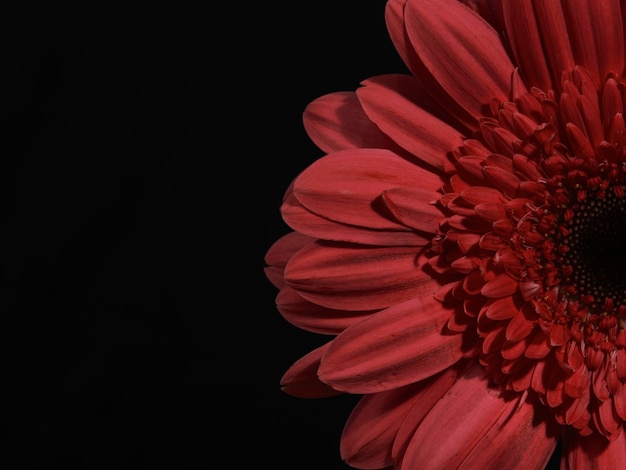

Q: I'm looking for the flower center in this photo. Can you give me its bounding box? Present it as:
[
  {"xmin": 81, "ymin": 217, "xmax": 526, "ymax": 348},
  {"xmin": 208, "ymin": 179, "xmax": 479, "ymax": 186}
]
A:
[
  {"xmin": 561, "ymin": 191, "xmax": 626, "ymax": 307},
  {"xmin": 439, "ymin": 70, "xmax": 626, "ymax": 438}
]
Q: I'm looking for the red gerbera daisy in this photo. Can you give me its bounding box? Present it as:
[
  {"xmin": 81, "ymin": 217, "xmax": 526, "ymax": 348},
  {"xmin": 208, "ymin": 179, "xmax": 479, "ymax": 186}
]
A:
[{"xmin": 264, "ymin": 0, "xmax": 626, "ymax": 467}]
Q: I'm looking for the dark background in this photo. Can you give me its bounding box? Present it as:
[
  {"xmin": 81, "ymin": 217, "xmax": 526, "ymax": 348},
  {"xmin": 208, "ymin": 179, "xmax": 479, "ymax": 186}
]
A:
[{"xmin": 4, "ymin": 1, "xmax": 560, "ymax": 469}]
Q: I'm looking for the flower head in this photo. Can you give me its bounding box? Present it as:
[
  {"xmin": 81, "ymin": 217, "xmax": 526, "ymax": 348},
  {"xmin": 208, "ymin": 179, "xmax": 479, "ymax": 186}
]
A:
[{"xmin": 265, "ymin": 0, "xmax": 626, "ymax": 467}]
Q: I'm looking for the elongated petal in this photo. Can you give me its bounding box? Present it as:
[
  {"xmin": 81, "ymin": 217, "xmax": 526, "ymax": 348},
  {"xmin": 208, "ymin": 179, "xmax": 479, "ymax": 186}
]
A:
[
  {"xmin": 561, "ymin": 0, "xmax": 624, "ymax": 87},
  {"xmin": 280, "ymin": 343, "xmax": 343, "ymax": 398},
  {"xmin": 303, "ymin": 91, "xmax": 404, "ymax": 154},
  {"xmin": 285, "ymin": 243, "xmax": 437, "ymax": 311},
  {"xmin": 529, "ymin": 0, "xmax": 575, "ymax": 89},
  {"xmin": 401, "ymin": 362, "xmax": 541, "ymax": 468},
  {"xmin": 264, "ymin": 231, "xmax": 316, "ymax": 289},
  {"xmin": 381, "ymin": 186, "xmax": 444, "ymax": 233},
  {"xmin": 276, "ymin": 287, "xmax": 375, "ymax": 335},
  {"xmin": 318, "ymin": 291, "xmax": 464, "ymax": 393},
  {"xmin": 502, "ymin": 0, "xmax": 552, "ymax": 91},
  {"xmin": 264, "ymin": 231, "xmax": 315, "ymax": 268},
  {"xmin": 293, "ymin": 148, "xmax": 443, "ymax": 230},
  {"xmin": 384, "ymin": 0, "xmax": 477, "ymax": 133},
  {"xmin": 458, "ymin": 398, "xmax": 558, "ymax": 470},
  {"xmin": 404, "ymin": 0, "xmax": 514, "ymax": 121},
  {"xmin": 357, "ymin": 74, "xmax": 463, "ymax": 172},
  {"xmin": 481, "ymin": 273, "xmax": 519, "ymax": 298},
  {"xmin": 392, "ymin": 364, "xmax": 465, "ymax": 466},
  {"xmin": 281, "ymin": 189, "xmax": 431, "ymax": 246},
  {"xmin": 340, "ymin": 382, "xmax": 430, "ymax": 469},
  {"xmin": 385, "ymin": 0, "xmax": 419, "ymax": 78}
]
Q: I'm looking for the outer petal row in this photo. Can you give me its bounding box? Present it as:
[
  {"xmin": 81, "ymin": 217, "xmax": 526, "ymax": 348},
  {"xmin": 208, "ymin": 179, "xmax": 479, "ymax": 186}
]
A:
[
  {"xmin": 400, "ymin": 362, "xmax": 559, "ymax": 469},
  {"xmin": 292, "ymin": 148, "xmax": 444, "ymax": 231},
  {"xmin": 317, "ymin": 288, "xmax": 464, "ymax": 393},
  {"xmin": 404, "ymin": 0, "xmax": 514, "ymax": 122}
]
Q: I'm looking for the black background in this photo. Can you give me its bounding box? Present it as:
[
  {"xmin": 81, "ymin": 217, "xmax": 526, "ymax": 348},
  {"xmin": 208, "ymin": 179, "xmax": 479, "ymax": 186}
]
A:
[{"xmin": 4, "ymin": 1, "xmax": 561, "ymax": 469}]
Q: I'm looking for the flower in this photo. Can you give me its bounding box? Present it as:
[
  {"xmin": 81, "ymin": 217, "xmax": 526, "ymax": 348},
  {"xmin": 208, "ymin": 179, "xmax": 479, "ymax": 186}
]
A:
[{"xmin": 264, "ymin": 0, "xmax": 626, "ymax": 467}]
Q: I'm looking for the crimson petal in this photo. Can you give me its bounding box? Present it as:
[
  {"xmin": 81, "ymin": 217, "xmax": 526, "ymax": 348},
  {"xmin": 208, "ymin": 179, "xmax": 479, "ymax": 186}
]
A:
[
  {"xmin": 280, "ymin": 343, "xmax": 343, "ymax": 398},
  {"xmin": 340, "ymin": 382, "xmax": 428, "ymax": 469},
  {"xmin": 302, "ymin": 91, "xmax": 403, "ymax": 155},
  {"xmin": 276, "ymin": 287, "xmax": 375, "ymax": 335},
  {"xmin": 281, "ymin": 188, "xmax": 431, "ymax": 246},
  {"xmin": 502, "ymin": 0, "xmax": 552, "ymax": 91},
  {"xmin": 381, "ymin": 186, "xmax": 444, "ymax": 233},
  {"xmin": 561, "ymin": 0, "xmax": 624, "ymax": 87},
  {"xmin": 357, "ymin": 74, "xmax": 463, "ymax": 173},
  {"xmin": 293, "ymin": 148, "xmax": 443, "ymax": 230},
  {"xmin": 318, "ymin": 291, "xmax": 463, "ymax": 393},
  {"xmin": 285, "ymin": 243, "xmax": 436, "ymax": 311},
  {"xmin": 404, "ymin": 0, "xmax": 514, "ymax": 121},
  {"xmin": 401, "ymin": 362, "xmax": 555, "ymax": 468}
]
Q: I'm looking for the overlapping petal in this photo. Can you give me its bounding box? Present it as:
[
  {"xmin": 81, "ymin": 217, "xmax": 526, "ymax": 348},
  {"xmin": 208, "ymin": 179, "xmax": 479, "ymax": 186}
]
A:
[
  {"xmin": 404, "ymin": 0, "xmax": 514, "ymax": 122},
  {"xmin": 281, "ymin": 188, "xmax": 432, "ymax": 246},
  {"xmin": 356, "ymin": 74, "xmax": 463, "ymax": 173},
  {"xmin": 276, "ymin": 286, "xmax": 376, "ymax": 335},
  {"xmin": 280, "ymin": 342, "xmax": 343, "ymax": 398},
  {"xmin": 318, "ymin": 288, "xmax": 464, "ymax": 393},
  {"xmin": 303, "ymin": 91, "xmax": 406, "ymax": 155},
  {"xmin": 399, "ymin": 362, "xmax": 558, "ymax": 468},
  {"xmin": 340, "ymin": 366, "xmax": 463, "ymax": 469},
  {"xmin": 292, "ymin": 148, "xmax": 444, "ymax": 230},
  {"xmin": 284, "ymin": 244, "xmax": 438, "ymax": 311}
]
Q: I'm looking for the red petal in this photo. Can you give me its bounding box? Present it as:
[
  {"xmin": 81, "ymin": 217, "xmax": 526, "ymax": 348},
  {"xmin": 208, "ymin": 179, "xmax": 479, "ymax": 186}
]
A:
[
  {"xmin": 404, "ymin": 0, "xmax": 514, "ymax": 122},
  {"xmin": 528, "ymin": 1, "xmax": 575, "ymax": 90},
  {"xmin": 474, "ymin": 201, "xmax": 506, "ymax": 223},
  {"xmin": 357, "ymin": 74, "xmax": 463, "ymax": 172},
  {"xmin": 596, "ymin": 397, "xmax": 622, "ymax": 440},
  {"xmin": 280, "ymin": 343, "xmax": 343, "ymax": 398},
  {"xmin": 562, "ymin": 0, "xmax": 624, "ymax": 87},
  {"xmin": 460, "ymin": 186, "xmax": 506, "ymax": 206},
  {"xmin": 602, "ymin": 78, "xmax": 623, "ymax": 126},
  {"xmin": 457, "ymin": 398, "xmax": 558, "ymax": 470},
  {"xmin": 340, "ymin": 381, "xmax": 432, "ymax": 469},
  {"xmin": 276, "ymin": 287, "xmax": 375, "ymax": 335},
  {"xmin": 579, "ymin": 94, "xmax": 603, "ymax": 149},
  {"xmin": 401, "ymin": 362, "xmax": 555, "ymax": 469},
  {"xmin": 524, "ymin": 331, "xmax": 552, "ymax": 359},
  {"xmin": 281, "ymin": 189, "xmax": 431, "ymax": 246},
  {"xmin": 381, "ymin": 186, "xmax": 444, "ymax": 233},
  {"xmin": 617, "ymin": 349, "xmax": 626, "ymax": 380},
  {"xmin": 483, "ymin": 165, "xmax": 522, "ymax": 198},
  {"xmin": 615, "ymin": 387, "xmax": 626, "ymax": 420},
  {"xmin": 502, "ymin": 0, "xmax": 552, "ymax": 91},
  {"xmin": 506, "ymin": 305, "xmax": 537, "ymax": 342},
  {"xmin": 481, "ymin": 273, "xmax": 518, "ymax": 298},
  {"xmin": 318, "ymin": 293, "xmax": 463, "ymax": 393},
  {"xmin": 264, "ymin": 231, "xmax": 315, "ymax": 289},
  {"xmin": 303, "ymin": 91, "xmax": 403, "ymax": 154},
  {"xmin": 384, "ymin": 0, "xmax": 423, "ymax": 90},
  {"xmin": 285, "ymin": 243, "xmax": 436, "ymax": 311},
  {"xmin": 484, "ymin": 296, "xmax": 519, "ymax": 320},
  {"xmin": 391, "ymin": 364, "xmax": 465, "ymax": 467},
  {"xmin": 264, "ymin": 231, "xmax": 315, "ymax": 268},
  {"xmin": 293, "ymin": 148, "xmax": 443, "ymax": 230},
  {"xmin": 457, "ymin": 155, "xmax": 488, "ymax": 183},
  {"xmin": 384, "ymin": 0, "xmax": 478, "ymax": 133}
]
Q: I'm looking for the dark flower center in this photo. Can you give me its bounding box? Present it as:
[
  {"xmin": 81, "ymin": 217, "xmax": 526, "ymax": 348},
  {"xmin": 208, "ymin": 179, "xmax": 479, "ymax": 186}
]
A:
[{"xmin": 562, "ymin": 191, "xmax": 626, "ymax": 306}]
